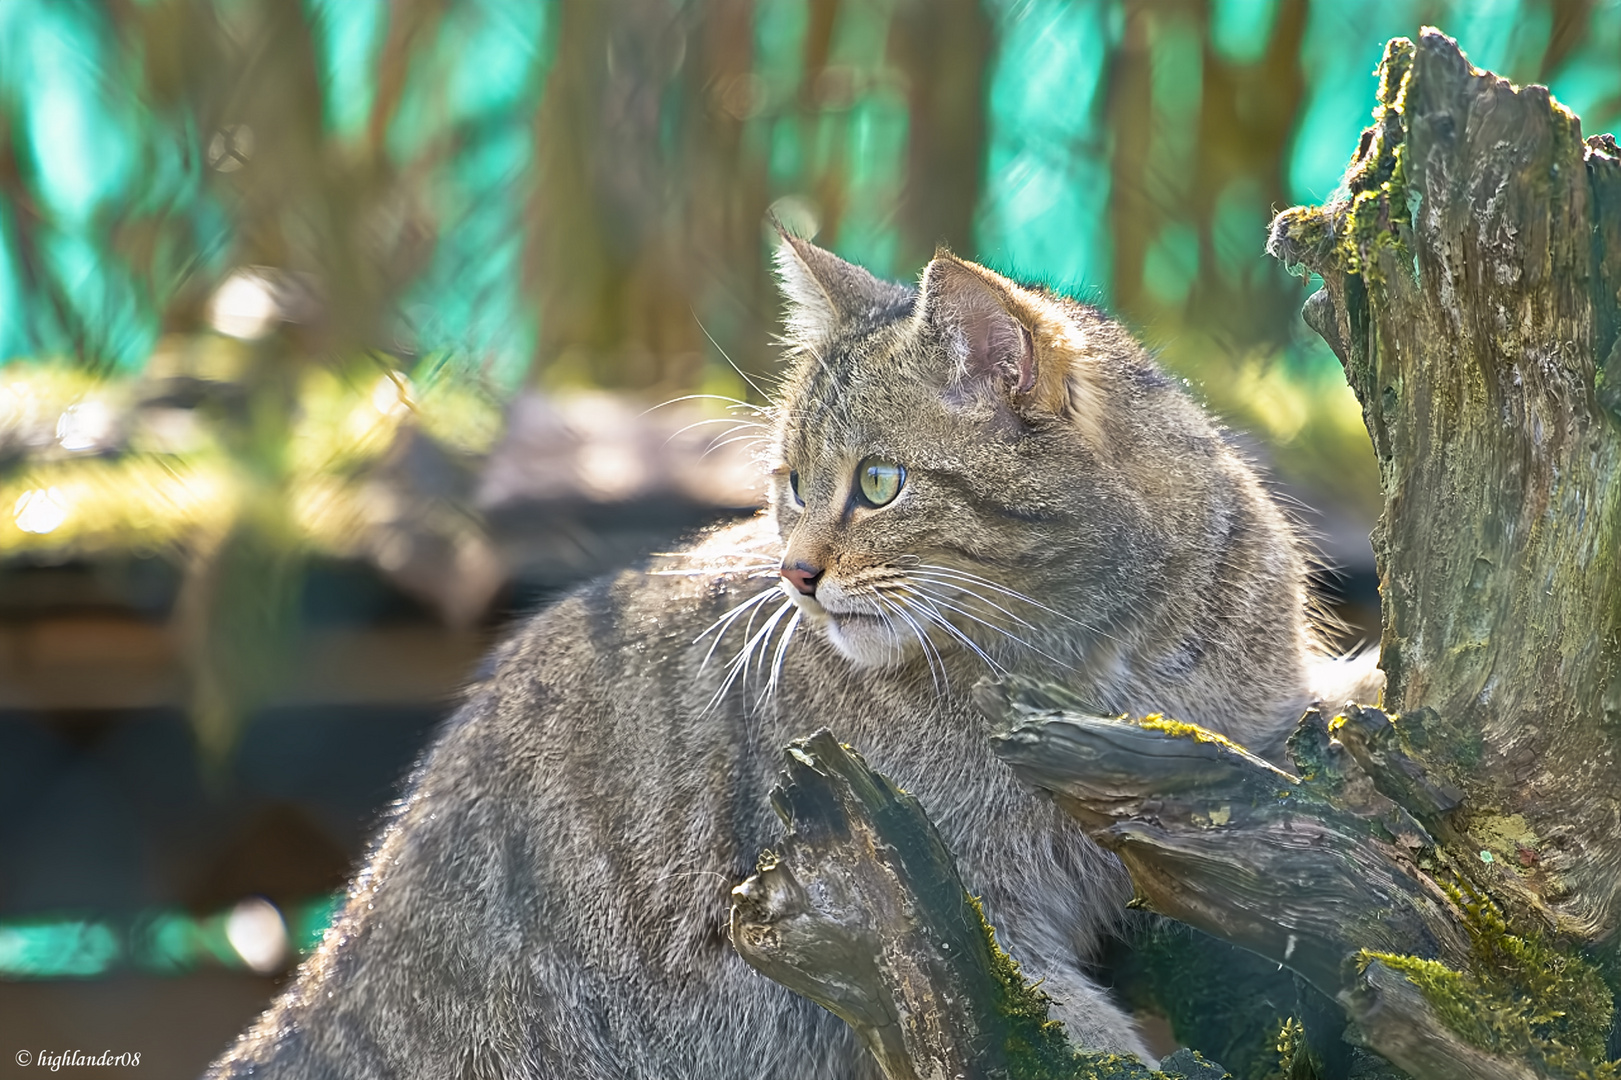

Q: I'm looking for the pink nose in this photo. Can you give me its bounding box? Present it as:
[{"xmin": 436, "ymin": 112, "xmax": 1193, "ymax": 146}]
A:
[{"xmin": 780, "ymin": 562, "xmax": 822, "ymax": 596}]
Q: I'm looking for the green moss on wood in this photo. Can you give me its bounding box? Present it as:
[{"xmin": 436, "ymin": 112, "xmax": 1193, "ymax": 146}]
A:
[
  {"xmin": 1269, "ymin": 205, "xmax": 1339, "ymax": 278},
  {"xmin": 1270, "ymin": 38, "xmax": 1417, "ymax": 284},
  {"xmin": 1360, "ymin": 886, "xmax": 1617, "ymax": 1077},
  {"xmin": 1107, "ymin": 921, "xmax": 1292, "ymax": 1080},
  {"xmin": 1336, "ymin": 39, "xmax": 1416, "ymax": 283}
]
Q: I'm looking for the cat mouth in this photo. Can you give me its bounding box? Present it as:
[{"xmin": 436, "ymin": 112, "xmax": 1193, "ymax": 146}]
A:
[
  {"xmin": 814, "ymin": 599, "xmax": 883, "ymax": 626},
  {"xmin": 779, "ymin": 585, "xmax": 905, "ymax": 665},
  {"xmin": 814, "ymin": 602, "xmax": 912, "ymax": 668}
]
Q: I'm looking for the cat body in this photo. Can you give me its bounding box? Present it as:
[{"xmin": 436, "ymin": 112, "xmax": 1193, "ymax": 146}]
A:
[{"xmin": 210, "ymin": 240, "xmax": 1345, "ymax": 1079}]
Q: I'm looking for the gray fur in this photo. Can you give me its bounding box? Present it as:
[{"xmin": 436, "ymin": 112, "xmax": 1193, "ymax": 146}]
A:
[{"xmin": 210, "ymin": 241, "xmax": 1358, "ymax": 1079}]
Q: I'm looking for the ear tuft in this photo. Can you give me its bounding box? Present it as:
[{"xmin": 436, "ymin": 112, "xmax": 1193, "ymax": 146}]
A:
[{"xmin": 773, "ymin": 237, "xmax": 840, "ymax": 353}]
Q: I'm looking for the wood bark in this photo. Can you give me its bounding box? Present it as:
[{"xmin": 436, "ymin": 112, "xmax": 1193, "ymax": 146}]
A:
[
  {"xmin": 731, "ymin": 28, "xmax": 1621, "ymax": 1080},
  {"xmin": 1271, "ymin": 28, "xmax": 1621, "ymax": 944},
  {"xmin": 730, "ymin": 730, "xmax": 1224, "ymax": 1080},
  {"xmin": 730, "ymin": 731, "xmax": 1017, "ymax": 1080}
]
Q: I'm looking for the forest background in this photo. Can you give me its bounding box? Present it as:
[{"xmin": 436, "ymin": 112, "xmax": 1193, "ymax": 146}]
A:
[{"xmin": 3, "ymin": 0, "xmax": 1618, "ymax": 1074}]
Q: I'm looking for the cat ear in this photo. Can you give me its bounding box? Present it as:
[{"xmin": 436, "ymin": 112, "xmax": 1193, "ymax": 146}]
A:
[
  {"xmin": 918, "ymin": 253, "xmax": 1104, "ymax": 430},
  {"xmin": 771, "ymin": 223, "xmax": 909, "ymax": 354},
  {"xmin": 918, "ymin": 254, "xmax": 1039, "ymax": 400}
]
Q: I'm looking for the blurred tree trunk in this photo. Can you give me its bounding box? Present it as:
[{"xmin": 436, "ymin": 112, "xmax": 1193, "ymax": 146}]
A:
[
  {"xmin": 1108, "ymin": 0, "xmax": 1307, "ymax": 343},
  {"xmin": 530, "ymin": 0, "xmax": 709, "ymax": 392},
  {"xmin": 120, "ymin": 0, "xmax": 416, "ymax": 764},
  {"xmin": 733, "ymin": 30, "xmax": 1621, "ymax": 1080},
  {"xmin": 889, "ymin": 0, "xmax": 990, "ymax": 268},
  {"xmin": 529, "ymin": 0, "xmax": 983, "ymax": 394}
]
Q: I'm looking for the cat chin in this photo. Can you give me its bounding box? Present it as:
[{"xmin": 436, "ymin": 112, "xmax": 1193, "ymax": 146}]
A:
[
  {"xmin": 782, "ymin": 584, "xmax": 913, "ymax": 668},
  {"xmin": 820, "ymin": 614, "xmax": 913, "ymax": 669}
]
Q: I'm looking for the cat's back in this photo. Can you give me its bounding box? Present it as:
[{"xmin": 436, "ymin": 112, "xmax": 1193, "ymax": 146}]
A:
[
  {"xmin": 409, "ymin": 512, "xmax": 793, "ymax": 889},
  {"xmin": 212, "ymin": 514, "xmax": 875, "ymax": 1078}
]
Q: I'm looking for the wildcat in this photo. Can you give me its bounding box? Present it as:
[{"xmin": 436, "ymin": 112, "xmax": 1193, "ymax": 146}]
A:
[{"xmin": 209, "ymin": 236, "xmax": 1371, "ymax": 1078}]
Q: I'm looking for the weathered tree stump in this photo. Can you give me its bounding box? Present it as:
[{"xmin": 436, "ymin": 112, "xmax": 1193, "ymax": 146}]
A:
[
  {"xmin": 1270, "ymin": 27, "xmax": 1621, "ymax": 947},
  {"xmin": 731, "ymin": 28, "xmax": 1621, "ymax": 1080},
  {"xmin": 729, "ymin": 731, "xmax": 1223, "ymax": 1080}
]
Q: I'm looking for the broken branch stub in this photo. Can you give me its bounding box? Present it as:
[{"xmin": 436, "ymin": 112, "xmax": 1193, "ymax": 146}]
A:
[
  {"xmin": 986, "ymin": 680, "xmax": 1615, "ymax": 1079},
  {"xmin": 730, "ymin": 730, "xmax": 1014, "ymax": 1080},
  {"xmin": 729, "ymin": 730, "xmax": 1169, "ymax": 1080},
  {"xmin": 985, "ymin": 683, "xmax": 1471, "ymax": 998}
]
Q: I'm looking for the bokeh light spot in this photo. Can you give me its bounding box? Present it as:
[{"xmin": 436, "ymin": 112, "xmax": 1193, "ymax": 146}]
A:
[
  {"xmin": 225, "ymin": 898, "xmax": 289, "ymax": 975},
  {"xmin": 14, "ymin": 487, "xmax": 69, "ymax": 534}
]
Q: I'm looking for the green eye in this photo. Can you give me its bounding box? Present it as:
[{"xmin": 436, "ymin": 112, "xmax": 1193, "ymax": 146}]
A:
[{"xmin": 857, "ymin": 458, "xmax": 905, "ymax": 507}]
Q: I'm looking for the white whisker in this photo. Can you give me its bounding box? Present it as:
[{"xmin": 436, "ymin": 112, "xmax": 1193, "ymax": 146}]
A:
[
  {"xmin": 904, "ymin": 571, "xmax": 1041, "ymax": 631},
  {"xmin": 704, "ymin": 597, "xmax": 794, "ymax": 714},
  {"xmin": 694, "ymin": 587, "xmax": 779, "ymax": 656},
  {"xmin": 693, "ymin": 310, "xmax": 773, "ymax": 402},
  {"xmin": 911, "ymin": 565, "xmax": 1073, "ymax": 620},
  {"xmin": 649, "ymin": 565, "xmax": 777, "ymax": 578},
  {"xmin": 703, "ymin": 432, "xmax": 773, "ymax": 458},
  {"xmin": 638, "ymin": 393, "xmax": 768, "ymax": 418},
  {"xmin": 653, "ymin": 548, "xmax": 778, "ymax": 561},
  {"xmin": 761, "ymin": 608, "xmax": 802, "ymax": 705},
  {"xmin": 902, "ymin": 583, "xmax": 1067, "ymax": 667},
  {"xmin": 898, "ymin": 589, "xmax": 1010, "ymax": 675},
  {"xmin": 753, "ymin": 600, "xmax": 794, "ymax": 683},
  {"xmin": 873, "ymin": 593, "xmax": 945, "ymax": 697},
  {"xmin": 662, "ymin": 416, "xmax": 770, "ymax": 448},
  {"xmin": 912, "ymin": 563, "xmax": 1115, "ymax": 641}
]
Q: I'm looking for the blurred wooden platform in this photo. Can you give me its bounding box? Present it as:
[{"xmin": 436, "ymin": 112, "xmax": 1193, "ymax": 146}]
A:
[
  {"xmin": 1, "ymin": 972, "xmax": 277, "ymax": 1079},
  {"xmin": 0, "ymin": 619, "xmax": 487, "ymax": 712}
]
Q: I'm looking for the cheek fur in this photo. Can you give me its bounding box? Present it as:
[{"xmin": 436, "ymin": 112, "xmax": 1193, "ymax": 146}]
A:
[{"xmin": 771, "ymin": 497, "xmax": 803, "ymax": 536}]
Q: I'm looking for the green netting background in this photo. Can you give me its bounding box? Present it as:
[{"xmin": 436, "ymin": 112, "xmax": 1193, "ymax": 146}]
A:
[{"xmin": 6, "ymin": 0, "xmax": 1617, "ymax": 386}]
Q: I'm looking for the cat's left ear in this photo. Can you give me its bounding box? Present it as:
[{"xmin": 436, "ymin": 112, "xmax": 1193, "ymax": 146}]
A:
[
  {"xmin": 772, "ymin": 223, "xmax": 912, "ymax": 355},
  {"xmin": 917, "ymin": 253, "xmax": 1087, "ymax": 421}
]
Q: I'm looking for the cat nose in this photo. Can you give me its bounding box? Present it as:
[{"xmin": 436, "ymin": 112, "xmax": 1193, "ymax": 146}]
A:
[{"xmin": 780, "ymin": 561, "xmax": 823, "ymax": 596}]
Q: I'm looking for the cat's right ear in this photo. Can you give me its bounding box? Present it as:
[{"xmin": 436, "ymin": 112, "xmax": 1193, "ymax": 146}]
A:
[{"xmin": 771, "ymin": 224, "xmax": 903, "ymax": 355}]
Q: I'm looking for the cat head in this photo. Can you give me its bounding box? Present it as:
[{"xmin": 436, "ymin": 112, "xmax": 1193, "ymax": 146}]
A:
[{"xmin": 767, "ymin": 234, "xmax": 1197, "ymax": 672}]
